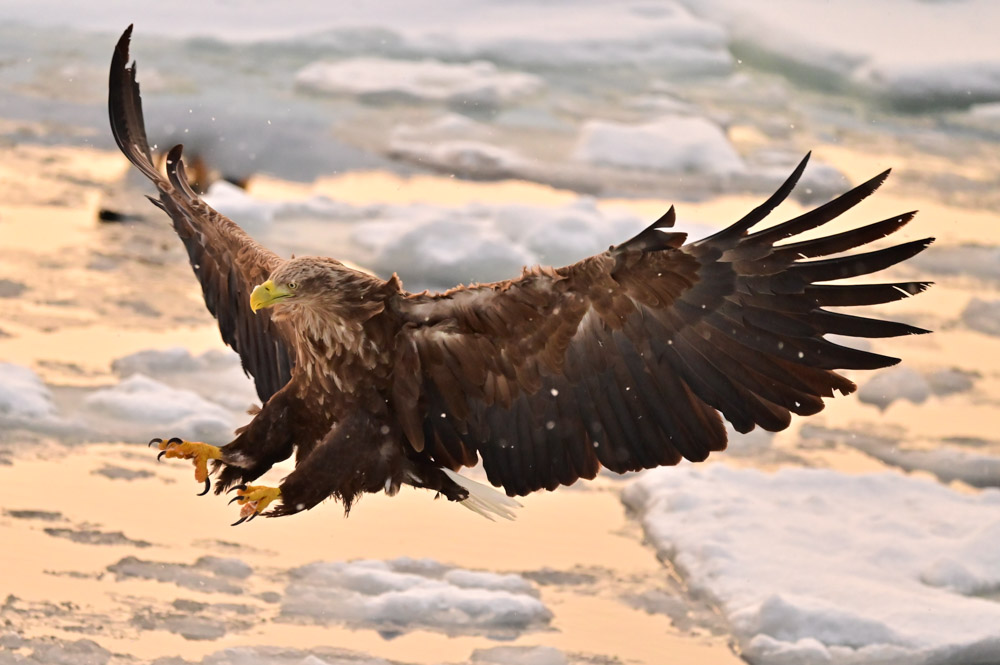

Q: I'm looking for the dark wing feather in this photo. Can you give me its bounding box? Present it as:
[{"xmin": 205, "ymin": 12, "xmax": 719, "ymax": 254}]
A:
[
  {"xmin": 109, "ymin": 26, "xmax": 293, "ymax": 402},
  {"xmin": 397, "ymin": 154, "xmax": 933, "ymax": 496}
]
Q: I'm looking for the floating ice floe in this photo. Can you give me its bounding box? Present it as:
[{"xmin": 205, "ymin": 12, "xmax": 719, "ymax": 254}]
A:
[
  {"xmin": 0, "ymin": 363, "xmax": 66, "ymax": 436},
  {"xmin": 107, "ymin": 556, "xmax": 252, "ymax": 595},
  {"xmin": 204, "ymin": 181, "xmax": 720, "ymax": 291},
  {"xmin": 0, "ymin": 351, "xmax": 256, "ymax": 447},
  {"xmin": 686, "ymin": 0, "xmax": 1000, "ymax": 111},
  {"xmin": 384, "ymin": 107, "xmax": 537, "ymax": 179},
  {"xmin": 286, "ymin": 2, "xmax": 731, "ymax": 76},
  {"xmin": 574, "ymin": 116, "xmax": 745, "ymax": 175},
  {"xmin": 82, "ymin": 374, "xmax": 239, "ymax": 444},
  {"xmin": 961, "ymin": 298, "xmax": 1000, "ymax": 337},
  {"xmin": 203, "ymin": 181, "xmax": 372, "ymax": 231},
  {"xmin": 912, "ymin": 245, "xmax": 1000, "ymax": 285},
  {"xmin": 295, "ymin": 57, "xmax": 544, "ymax": 108},
  {"xmin": 281, "ymin": 557, "xmax": 551, "ymax": 638},
  {"xmin": 0, "ymin": 635, "xmax": 112, "ymax": 665},
  {"xmin": 388, "ymin": 139, "xmax": 529, "ymax": 180},
  {"xmin": 471, "ymin": 645, "xmax": 568, "ymax": 665},
  {"xmin": 44, "ymin": 527, "xmax": 151, "ymax": 548},
  {"xmin": 857, "ymin": 367, "xmax": 930, "ymax": 410},
  {"xmin": 111, "ymin": 347, "xmax": 258, "ymax": 413},
  {"xmin": 800, "ymin": 425, "xmax": 1000, "ymax": 490},
  {"xmin": 623, "ymin": 464, "xmax": 1000, "ymax": 665},
  {"xmin": 858, "ymin": 366, "xmax": 978, "ymax": 411}
]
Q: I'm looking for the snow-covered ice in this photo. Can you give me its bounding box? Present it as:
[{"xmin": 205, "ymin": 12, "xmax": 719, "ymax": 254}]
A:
[
  {"xmin": 684, "ymin": 0, "xmax": 1000, "ymax": 110},
  {"xmin": 202, "ymin": 182, "xmax": 371, "ymax": 231},
  {"xmin": 0, "ymin": 363, "xmax": 65, "ymax": 436},
  {"xmin": 110, "ymin": 347, "xmax": 258, "ymax": 413},
  {"xmin": 387, "ymin": 139, "xmax": 529, "ymax": 180},
  {"xmin": 0, "ymin": 635, "xmax": 112, "ymax": 665},
  {"xmin": 107, "ymin": 556, "xmax": 253, "ymax": 595},
  {"xmin": 623, "ymin": 465, "xmax": 1000, "ymax": 664},
  {"xmin": 281, "ymin": 558, "xmax": 551, "ymax": 637},
  {"xmin": 0, "ymin": 349, "xmax": 257, "ymax": 446},
  {"xmin": 857, "ymin": 367, "xmax": 930, "ymax": 410},
  {"xmin": 801, "ymin": 425, "xmax": 1000, "ymax": 490},
  {"xmin": 912, "ymin": 245, "xmax": 1000, "ymax": 285},
  {"xmin": 204, "ymin": 183, "xmax": 719, "ymax": 290},
  {"xmin": 82, "ymin": 375, "xmax": 238, "ymax": 444},
  {"xmin": 471, "ymin": 645, "xmax": 568, "ymax": 665},
  {"xmin": 573, "ymin": 117, "xmax": 745, "ymax": 175},
  {"xmin": 295, "ymin": 58, "xmax": 544, "ymax": 108},
  {"xmin": 961, "ymin": 298, "xmax": 1000, "ymax": 337},
  {"xmin": 858, "ymin": 366, "xmax": 978, "ymax": 410}
]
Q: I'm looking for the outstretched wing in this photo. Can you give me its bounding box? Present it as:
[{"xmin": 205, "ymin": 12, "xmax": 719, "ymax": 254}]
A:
[
  {"xmin": 109, "ymin": 26, "xmax": 293, "ymax": 402},
  {"xmin": 395, "ymin": 154, "xmax": 933, "ymax": 496}
]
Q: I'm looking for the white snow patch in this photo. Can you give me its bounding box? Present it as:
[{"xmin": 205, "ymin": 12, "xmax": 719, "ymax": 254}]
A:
[
  {"xmin": 201, "ymin": 182, "xmax": 714, "ymax": 291},
  {"xmin": 859, "ymin": 443, "xmax": 1000, "ymax": 491},
  {"xmin": 912, "ymin": 245, "xmax": 1000, "ymax": 284},
  {"xmin": 574, "ymin": 116, "xmax": 745, "ymax": 174},
  {"xmin": 0, "ymin": 363, "xmax": 60, "ymax": 426},
  {"xmin": 295, "ymin": 58, "xmax": 544, "ymax": 107},
  {"xmin": 961, "ymin": 297, "xmax": 1000, "ymax": 336},
  {"xmin": 82, "ymin": 374, "xmax": 238, "ymax": 443},
  {"xmin": 803, "ymin": 425, "xmax": 1000, "ymax": 490},
  {"xmin": 623, "ymin": 465, "xmax": 1000, "ymax": 665},
  {"xmin": 926, "ymin": 368, "xmax": 978, "ymax": 397},
  {"xmin": 138, "ymin": 644, "xmax": 431, "ymax": 665},
  {"xmin": 107, "ymin": 556, "xmax": 252, "ymax": 594},
  {"xmin": 857, "ymin": 367, "xmax": 930, "ymax": 410},
  {"xmin": 349, "ymin": 198, "xmax": 692, "ymax": 289},
  {"xmin": 686, "ymin": 0, "xmax": 1000, "ymax": 110},
  {"xmin": 0, "ymin": 349, "xmax": 258, "ymax": 447},
  {"xmin": 110, "ymin": 347, "xmax": 258, "ymax": 412},
  {"xmin": 471, "ymin": 645, "xmax": 568, "ymax": 665},
  {"xmin": 203, "ymin": 180, "xmax": 368, "ymax": 231},
  {"xmin": 859, "ymin": 366, "xmax": 978, "ymax": 410},
  {"xmin": 389, "ymin": 139, "xmax": 529, "ymax": 178},
  {"xmin": 387, "ymin": 114, "xmax": 532, "ymax": 178},
  {"xmin": 281, "ymin": 557, "xmax": 550, "ymax": 637}
]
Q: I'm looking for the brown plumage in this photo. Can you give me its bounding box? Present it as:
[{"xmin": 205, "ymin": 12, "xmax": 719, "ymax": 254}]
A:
[{"xmin": 110, "ymin": 26, "xmax": 933, "ymax": 519}]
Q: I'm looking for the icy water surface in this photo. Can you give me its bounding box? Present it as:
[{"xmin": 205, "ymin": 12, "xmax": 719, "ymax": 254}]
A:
[{"xmin": 2, "ymin": 2, "xmax": 1000, "ymax": 664}]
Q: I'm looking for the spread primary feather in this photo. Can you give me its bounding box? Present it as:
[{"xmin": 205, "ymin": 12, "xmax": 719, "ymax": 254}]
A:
[{"xmin": 109, "ymin": 26, "xmax": 933, "ymax": 519}]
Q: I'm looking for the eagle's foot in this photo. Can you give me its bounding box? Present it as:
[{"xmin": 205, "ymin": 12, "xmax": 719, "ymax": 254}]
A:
[
  {"xmin": 228, "ymin": 484, "xmax": 281, "ymax": 525},
  {"xmin": 150, "ymin": 437, "xmax": 222, "ymax": 496}
]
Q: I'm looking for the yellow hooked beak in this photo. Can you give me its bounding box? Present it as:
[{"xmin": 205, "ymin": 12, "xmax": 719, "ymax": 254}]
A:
[{"xmin": 249, "ymin": 280, "xmax": 293, "ymax": 313}]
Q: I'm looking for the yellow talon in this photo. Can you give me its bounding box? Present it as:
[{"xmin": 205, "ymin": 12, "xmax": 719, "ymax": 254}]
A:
[
  {"xmin": 152, "ymin": 438, "xmax": 222, "ymax": 494},
  {"xmin": 231, "ymin": 485, "xmax": 282, "ymax": 524}
]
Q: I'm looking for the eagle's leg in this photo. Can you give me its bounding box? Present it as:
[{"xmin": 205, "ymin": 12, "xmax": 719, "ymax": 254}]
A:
[
  {"xmin": 150, "ymin": 437, "xmax": 222, "ymax": 495},
  {"xmin": 209, "ymin": 384, "xmax": 308, "ymax": 494},
  {"xmin": 261, "ymin": 413, "xmax": 401, "ymax": 518},
  {"xmin": 228, "ymin": 484, "xmax": 282, "ymax": 526}
]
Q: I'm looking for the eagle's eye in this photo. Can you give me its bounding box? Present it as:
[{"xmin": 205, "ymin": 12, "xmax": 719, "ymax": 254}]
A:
[{"xmin": 288, "ymin": 282, "xmax": 298, "ymax": 290}]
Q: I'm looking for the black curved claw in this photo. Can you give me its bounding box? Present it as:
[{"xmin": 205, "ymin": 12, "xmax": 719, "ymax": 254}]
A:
[
  {"xmin": 166, "ymin": 437, "xmax": 184, "ymax": 446},
  {"xmin": 148, "ymin": 437, "xmax": 163, "ymax": 448},
  {"xmin": 227, "ymin": 484, "xmax": 248, "ymax": 495},
  {"xmin": 228, "ymin": 495, "xmax": 242, "ymax": 505},
  {"xmin": 246, "ymin": 511, "xmax": 259, "ymax": 523},
  {"xmin": 231, "ymin": 515, "xmax": 249, "ymax": 526},
  {"xmin": 197, "ymin": 478, "xmax": 211, "ymax": 496},
  {"xmin": 156, "ymin": 450, "xmax": 167, "ymax": 462}
]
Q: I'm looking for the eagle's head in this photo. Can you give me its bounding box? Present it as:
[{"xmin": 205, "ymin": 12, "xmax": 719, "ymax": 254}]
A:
[{"xmin": 250, "ymin": 257, "xmax": 349, "ymax": 313}]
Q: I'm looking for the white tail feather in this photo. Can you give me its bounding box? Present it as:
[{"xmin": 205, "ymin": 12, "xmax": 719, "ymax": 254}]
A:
[{"xmin": 443, "ymin": 468, "xmax": 522, "ymax": 521}]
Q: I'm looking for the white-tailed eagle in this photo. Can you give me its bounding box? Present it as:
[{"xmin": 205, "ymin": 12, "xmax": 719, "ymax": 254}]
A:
[{"xmin": 109, "ymin": 26, "xmax": 932, "ymax": 523}]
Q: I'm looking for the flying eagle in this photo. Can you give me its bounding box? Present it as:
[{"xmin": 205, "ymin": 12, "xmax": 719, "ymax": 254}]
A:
[{"xmin": 109, "ymin": 26, "xmax": 932, "ymax": 523}]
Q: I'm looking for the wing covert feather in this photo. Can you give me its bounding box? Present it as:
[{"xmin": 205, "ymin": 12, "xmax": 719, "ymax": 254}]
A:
[{"xmin": 398, "ymin": 155, "xmax": 932, "ymax": 496}]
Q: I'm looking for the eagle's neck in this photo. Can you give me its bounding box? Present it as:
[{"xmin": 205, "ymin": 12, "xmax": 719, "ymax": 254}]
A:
[{"xmin": 283, "ymin": 302, "xmax": 386, "ymax": 397}]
